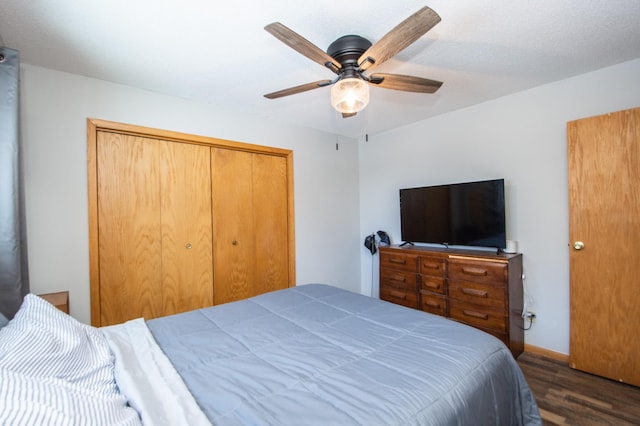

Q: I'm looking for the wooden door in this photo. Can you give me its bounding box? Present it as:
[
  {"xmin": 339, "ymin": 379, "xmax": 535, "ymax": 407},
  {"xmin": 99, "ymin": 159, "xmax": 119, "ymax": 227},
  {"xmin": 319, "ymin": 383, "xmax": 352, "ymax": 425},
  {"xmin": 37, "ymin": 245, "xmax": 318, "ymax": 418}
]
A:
[
  {"xmin": 252, "ymin": 154, "xmax": 289, "ymax": 296},
  {"xmin": 211, "ymin": 148, "xmax": 256, "ymax": 304},
  {"xmin": 159, "ymin": 141, "xmax": 213, "ymax": 316},
  {"xmin": 95, "ymin": 132, "xmax": 213, "ymax": 325},
  {"xmin": 568, "ymin": 107, "xmax": 640, "ymax": 386},
  {"xmin": 211, "ymin": 148, "xmax": 290, "ymax": 304},
  {"xmin": 97, "ymin": 132, "xmax": 163, "ymax": 325}
]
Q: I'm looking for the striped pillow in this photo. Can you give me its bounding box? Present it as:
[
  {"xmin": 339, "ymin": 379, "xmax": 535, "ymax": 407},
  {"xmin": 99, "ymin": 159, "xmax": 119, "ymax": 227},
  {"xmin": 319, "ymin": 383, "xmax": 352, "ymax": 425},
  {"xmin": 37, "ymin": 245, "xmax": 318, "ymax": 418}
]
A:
[{"xmin": 0, "ymin": 294, "xmax": 141, "ymax": 425}]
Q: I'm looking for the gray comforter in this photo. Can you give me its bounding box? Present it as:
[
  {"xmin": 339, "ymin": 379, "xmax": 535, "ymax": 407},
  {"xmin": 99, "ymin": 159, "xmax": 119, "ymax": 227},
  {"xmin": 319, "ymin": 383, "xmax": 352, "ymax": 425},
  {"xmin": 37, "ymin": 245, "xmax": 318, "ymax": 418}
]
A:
[{"xmin": 147, "ymin": 284, "xmax": 541, "ymax": 425}]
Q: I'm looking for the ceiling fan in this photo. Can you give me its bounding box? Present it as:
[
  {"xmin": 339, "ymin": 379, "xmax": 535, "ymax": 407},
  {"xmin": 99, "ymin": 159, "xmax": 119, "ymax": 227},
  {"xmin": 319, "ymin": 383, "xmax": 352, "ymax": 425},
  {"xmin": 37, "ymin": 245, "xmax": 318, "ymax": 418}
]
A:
[{"xmin": 264, "ymin": 6, "xmax": 443, "ymax": 118}]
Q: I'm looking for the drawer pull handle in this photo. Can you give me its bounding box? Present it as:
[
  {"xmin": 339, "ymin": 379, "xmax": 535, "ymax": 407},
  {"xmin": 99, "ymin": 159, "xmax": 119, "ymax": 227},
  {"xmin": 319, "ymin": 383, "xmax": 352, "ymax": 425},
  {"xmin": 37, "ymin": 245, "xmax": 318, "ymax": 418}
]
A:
[
  {"xmin": 461, "ymin": 288, "xmax": 488, "ymax": 298},
  {"xmin": 424, "ymin": 300, "xmax": 441, "ymax": 308},
  {"xmin": 423, "ymin": 262, "xmax": 440, "ymax": 270},
  {"xmin": 461, "ymin": 266, "xmax": 488, "ymax": 276},
  {"xmin": 389, "ymin": 258, "xmax": 407, "ymax": 265},
  {"xmin": 389, "ymin": 290, "xmax": 407, "ymax": 300},
  {"xmin": 463, "ymin": 310, "xmax": 489, "ymax": 320},
  {"xmin": 423, "ymin": 282, "xmax": 440, "ymax": 290},
  {"xmin": 390, "ymin": 274, "xmax": 407, "ymax": 283}
]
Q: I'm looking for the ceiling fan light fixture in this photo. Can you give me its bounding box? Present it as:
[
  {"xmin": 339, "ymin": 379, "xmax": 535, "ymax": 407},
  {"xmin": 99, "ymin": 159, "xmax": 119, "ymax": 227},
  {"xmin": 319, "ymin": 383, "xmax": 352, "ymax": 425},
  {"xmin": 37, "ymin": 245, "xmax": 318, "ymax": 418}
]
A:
[{"xmin": 330, "ymin": 77, "xmax": 369, "ymax": 114}]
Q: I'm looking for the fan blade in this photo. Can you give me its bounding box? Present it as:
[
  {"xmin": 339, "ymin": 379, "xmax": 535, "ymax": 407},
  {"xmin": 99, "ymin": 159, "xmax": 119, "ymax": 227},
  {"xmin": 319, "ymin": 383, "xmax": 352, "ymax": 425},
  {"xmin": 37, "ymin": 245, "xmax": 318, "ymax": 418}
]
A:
[
  {"xmin": 342, "ymin": 112, "xmax": 357, "ymax": 118},
  {"xmin": 368, "ymin": 73, "xmax": 442, "ymax": 93},
  {"xmin": 358, "ymin": 6, "xmax": 441, "ymax": 71},
  {"xmin": 264, "ymin": 80, "xmax": 333, "ymax": 99},
  {"xmin": 265, "ymin": 22, "xmax": 341, "ymax": 73}
]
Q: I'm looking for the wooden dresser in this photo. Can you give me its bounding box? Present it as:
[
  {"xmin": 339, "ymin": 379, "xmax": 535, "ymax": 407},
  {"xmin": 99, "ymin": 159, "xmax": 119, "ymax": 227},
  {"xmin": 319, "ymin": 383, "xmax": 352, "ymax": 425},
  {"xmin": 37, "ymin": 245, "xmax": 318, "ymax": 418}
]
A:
[{"xmin": 379, "ymin": 245, "xmax": 524, "ymax": 358}]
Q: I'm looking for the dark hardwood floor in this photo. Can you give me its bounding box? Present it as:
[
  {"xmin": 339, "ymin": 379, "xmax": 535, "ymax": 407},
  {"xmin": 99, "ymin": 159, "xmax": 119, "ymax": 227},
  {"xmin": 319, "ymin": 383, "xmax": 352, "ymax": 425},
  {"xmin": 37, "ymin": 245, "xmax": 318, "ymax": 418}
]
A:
[{"xmin": 517, "ymin": 352, "xmax": 640, "ymax": 425}]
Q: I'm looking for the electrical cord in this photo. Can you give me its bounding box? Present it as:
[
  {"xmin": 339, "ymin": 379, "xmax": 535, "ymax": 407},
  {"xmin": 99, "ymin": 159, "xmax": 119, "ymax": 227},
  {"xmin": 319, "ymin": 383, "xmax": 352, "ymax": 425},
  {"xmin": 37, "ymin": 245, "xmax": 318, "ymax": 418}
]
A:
[
  {"xmin": 370, "ymin": 250, "xmax": 375, "ymax": 297},
  {"xmin": 518, "ymin": 312, "xmax": 536, "ymax": 330}
]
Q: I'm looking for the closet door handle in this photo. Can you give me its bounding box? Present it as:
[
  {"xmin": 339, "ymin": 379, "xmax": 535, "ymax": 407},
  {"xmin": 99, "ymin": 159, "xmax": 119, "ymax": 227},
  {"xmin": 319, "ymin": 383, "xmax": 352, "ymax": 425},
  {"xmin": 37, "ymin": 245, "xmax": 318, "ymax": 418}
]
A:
[{"xmin": 232, "ymin": 240, "xmax": 238, "ymax": 245}]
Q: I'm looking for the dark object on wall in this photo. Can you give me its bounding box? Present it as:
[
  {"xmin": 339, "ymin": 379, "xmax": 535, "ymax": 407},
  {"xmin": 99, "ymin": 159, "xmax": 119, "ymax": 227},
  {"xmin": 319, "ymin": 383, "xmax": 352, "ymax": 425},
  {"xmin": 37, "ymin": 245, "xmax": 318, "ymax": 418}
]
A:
[
  {"xmin": 364, "ymin": 230, "xmax": 391, "ymax": 255},
  {"xmin": 364, "ymin": 234, "xmax": 377, "ymax": 255}
]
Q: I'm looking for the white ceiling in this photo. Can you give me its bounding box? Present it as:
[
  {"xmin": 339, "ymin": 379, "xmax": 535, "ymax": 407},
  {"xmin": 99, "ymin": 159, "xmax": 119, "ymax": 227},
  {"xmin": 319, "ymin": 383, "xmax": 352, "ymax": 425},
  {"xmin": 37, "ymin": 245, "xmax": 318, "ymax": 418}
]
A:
[{"xmin": 2, "ymin": 0, "xmax": 640, "ymax": 138}]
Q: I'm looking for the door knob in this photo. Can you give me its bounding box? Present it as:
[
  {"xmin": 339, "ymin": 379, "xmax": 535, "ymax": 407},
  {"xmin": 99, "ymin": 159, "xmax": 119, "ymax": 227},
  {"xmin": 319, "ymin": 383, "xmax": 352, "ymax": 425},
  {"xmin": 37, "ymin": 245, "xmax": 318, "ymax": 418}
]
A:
[{"xmin": 573, "ymin": 241, "xmax": 585, "ymax": 250}]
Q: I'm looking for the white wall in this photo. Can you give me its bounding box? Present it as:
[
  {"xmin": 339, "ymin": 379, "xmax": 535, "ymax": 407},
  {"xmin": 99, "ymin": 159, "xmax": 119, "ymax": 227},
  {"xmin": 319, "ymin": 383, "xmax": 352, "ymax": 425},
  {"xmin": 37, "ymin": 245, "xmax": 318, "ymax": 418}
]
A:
[
  {"xmin": 20, "ymin": 64, "xmax": 362, "ymax": 325},
  {"xmin": 20, "ymin": 58, "xmax": 640, "ymax": 354},
  {"xmin": 359, "ymin": 58, "xmax": 640, "ymax": 355}
]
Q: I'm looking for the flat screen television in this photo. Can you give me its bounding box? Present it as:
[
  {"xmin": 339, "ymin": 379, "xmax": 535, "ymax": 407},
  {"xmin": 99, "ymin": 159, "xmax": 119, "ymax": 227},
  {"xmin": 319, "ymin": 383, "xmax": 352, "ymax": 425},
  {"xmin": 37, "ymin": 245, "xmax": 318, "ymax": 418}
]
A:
[{"xmin": 399, "ymin": 178, "xmax": 506, "ymax": 249}]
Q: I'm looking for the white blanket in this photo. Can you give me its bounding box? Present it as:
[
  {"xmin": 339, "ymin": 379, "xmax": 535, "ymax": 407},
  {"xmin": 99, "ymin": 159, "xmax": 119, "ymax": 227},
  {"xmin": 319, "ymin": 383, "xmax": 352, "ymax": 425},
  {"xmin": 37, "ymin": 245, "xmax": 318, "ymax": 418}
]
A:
[{"xmin": 102, "ymin": 319, "xmax": 211, "ymax": 426}]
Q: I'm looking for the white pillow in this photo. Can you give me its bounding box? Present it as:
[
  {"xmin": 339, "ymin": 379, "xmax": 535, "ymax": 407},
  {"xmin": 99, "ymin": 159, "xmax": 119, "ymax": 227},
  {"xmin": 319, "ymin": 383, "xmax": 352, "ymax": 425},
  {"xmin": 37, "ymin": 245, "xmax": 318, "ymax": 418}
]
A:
[{"xmin": 0, "ymin": 294, "xmax": 141, "ymax": 425}]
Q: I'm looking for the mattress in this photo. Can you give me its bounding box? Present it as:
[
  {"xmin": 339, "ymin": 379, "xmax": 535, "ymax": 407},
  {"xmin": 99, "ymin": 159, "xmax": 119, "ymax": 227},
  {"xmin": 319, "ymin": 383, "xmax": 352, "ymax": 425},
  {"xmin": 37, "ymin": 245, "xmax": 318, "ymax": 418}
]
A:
[{"xmin": 141, "ymin": 284, "xmax": 541, "ymax": 425}]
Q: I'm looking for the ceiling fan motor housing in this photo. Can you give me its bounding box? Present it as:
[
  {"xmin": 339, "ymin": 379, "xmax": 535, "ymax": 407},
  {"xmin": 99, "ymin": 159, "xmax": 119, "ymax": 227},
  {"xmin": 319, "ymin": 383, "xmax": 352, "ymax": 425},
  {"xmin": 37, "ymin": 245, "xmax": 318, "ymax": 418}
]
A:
[{"xmin": 327, "ymin": 35, "xmax": 372, "ymax": 76}]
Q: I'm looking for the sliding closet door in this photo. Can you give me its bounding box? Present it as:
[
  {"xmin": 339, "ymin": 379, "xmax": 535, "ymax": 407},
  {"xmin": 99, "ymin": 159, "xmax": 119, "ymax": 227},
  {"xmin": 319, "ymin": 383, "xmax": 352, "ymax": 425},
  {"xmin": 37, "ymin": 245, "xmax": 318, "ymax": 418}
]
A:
[
  {"xmin": 211, "ymin": 148, "xmax": 256, "ymax": 304},
  {"xmin": 159, "ymin": 141, "xmax": 213, "ymax": 316},
  {"xmin": 211, "ymin": 148, "xmax": 290, "ymax": 304},
  {"xmin": 95, "ymin": 132, "xmax": 213, "ymax": 326},
  {"xmin": 89, "ymin": 119, "xmax": 295, "ymax": 325},
  {"xmin": 253, "ymin": 153, "xmax": 289, "ymax": 295},
  {"xmin": 96, "ymin": 132, "xmax": 163, "ymax": 325}
]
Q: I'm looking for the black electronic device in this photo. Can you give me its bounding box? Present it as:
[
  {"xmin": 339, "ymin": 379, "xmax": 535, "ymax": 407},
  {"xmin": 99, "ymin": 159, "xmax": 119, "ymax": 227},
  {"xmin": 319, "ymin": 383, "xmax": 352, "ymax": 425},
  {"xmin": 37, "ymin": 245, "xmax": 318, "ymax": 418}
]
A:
[{"xmin": 399, "ymin": 179, "xmax": 506, "ymax": 249}]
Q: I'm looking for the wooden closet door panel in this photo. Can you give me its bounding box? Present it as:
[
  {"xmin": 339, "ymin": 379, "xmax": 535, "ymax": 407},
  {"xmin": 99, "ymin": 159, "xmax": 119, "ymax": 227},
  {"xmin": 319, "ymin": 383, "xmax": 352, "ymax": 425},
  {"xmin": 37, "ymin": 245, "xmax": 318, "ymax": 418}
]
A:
[
  {"xmin": 253, "ymin": 154, "xmax": 289, "ymax": 294},
  {"xmin": 96, "ymin": 132, "xmax": 162, "ymax": 325},
  {"xmin": 568, "ymin": 107, "xmax": 640, "ymax": 386},
  {"xmin": 211, "ymin": 148, "xmax": 255, "ymax": 304},
  {"xmin": 160, "ymin": 141, "xmax": 213, "ymax": 316}
]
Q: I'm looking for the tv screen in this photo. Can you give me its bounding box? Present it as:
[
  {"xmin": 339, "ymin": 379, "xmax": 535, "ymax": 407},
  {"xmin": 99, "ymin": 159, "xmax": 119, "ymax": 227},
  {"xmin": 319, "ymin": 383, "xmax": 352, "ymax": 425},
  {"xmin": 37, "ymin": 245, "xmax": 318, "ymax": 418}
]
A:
[{"xmin": 400, "ymin": 179, "xmax": 506, "ymax": 249}]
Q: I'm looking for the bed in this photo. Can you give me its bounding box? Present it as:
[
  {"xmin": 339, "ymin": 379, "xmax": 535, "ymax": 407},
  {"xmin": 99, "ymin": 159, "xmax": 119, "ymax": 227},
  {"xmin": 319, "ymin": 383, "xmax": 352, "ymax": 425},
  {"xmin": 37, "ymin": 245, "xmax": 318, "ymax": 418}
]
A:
[{"xmin": 0, "ymin": 284, "xmax": 541, "ymax": 425}]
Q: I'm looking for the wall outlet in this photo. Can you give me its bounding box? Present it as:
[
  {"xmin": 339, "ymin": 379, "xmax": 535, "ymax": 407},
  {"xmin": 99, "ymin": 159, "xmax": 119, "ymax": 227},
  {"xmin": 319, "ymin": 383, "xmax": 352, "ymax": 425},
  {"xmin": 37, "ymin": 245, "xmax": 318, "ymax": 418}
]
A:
[{"xmin": 524, "ymin": 311, "xmax": 537, "ymax": 323}]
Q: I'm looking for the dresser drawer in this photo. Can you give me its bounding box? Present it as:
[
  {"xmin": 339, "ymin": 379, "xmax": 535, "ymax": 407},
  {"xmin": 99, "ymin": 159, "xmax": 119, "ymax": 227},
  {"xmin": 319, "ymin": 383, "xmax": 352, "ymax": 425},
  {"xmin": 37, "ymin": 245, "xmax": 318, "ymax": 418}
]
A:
[
  {"xmin": 448, "ymin": 258, "xmax": 507, "ymax": 284},
  {"xmin": 448, "ymin": 280, "xmax": 505, "ymax": 308},
  {"xmin": 419, "ymin": 275, "xmax": 446, "ymax": 294},
  {"xmin": 420, "ymin": 292, "xmax": 447, "ymax": 316},
  {"xmin": 380, "ymin": 251, "xmax": 419, "ymax": 272},
  {"xmin": 449, "ymin": 300, "xmax": 506, "ymax": 332},
  {"xmin": 419, "ymin": 257, "xmax": 446, "ymax": 277},
  {"xmin": 381, "ymin": 268, "xmax": 418, "ymax": 291},
  {"xmin": 381, "ymin": 285, "xmax": 419, "ymax": 309}
]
